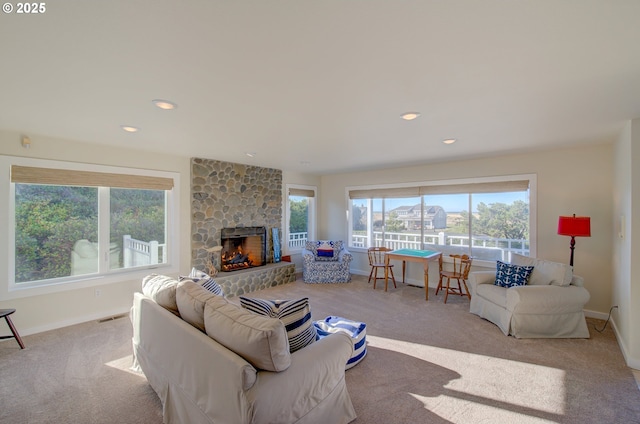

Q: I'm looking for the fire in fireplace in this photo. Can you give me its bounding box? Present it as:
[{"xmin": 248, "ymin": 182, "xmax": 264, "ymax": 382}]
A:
[{"xmin": 220, "ymin": 226, "xmax": 267, "ymax": 272}]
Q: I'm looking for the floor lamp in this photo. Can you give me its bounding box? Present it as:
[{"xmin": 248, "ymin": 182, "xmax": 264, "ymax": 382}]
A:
[{"xmin": 557, "ymin": 214, "xmax": 591, "ymax": 267}]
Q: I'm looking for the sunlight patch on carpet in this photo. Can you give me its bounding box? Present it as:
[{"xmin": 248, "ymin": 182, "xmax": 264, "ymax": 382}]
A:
[
  {"xmin": 105, "ymin": 355, "xmax": 145, "ymax": 376},
  {"xmin": 408, "ymin": 393, "xmax": 557, "ymax": 424},
  {"xmin": 367, "ymin": 335, "xmax": 567, "ymax": 417}
]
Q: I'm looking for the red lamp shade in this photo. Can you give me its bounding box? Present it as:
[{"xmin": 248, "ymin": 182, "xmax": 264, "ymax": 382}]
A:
[
  {"xmin": 557, "ymin": 215, "xmax": 591, "ymax": 237},
  {"xmin": 558, "ymin": 214, "xmax": 591, "ymax": 267}
]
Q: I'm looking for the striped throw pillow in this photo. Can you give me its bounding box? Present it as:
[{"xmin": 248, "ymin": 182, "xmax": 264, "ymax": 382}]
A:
[
  {"xmin": 239, "ymin": 297, "xmax": 316, "ymax": 353},
  {"xmin": 182, "ymin": 268, "xmax": 224, "ymax": 296}
]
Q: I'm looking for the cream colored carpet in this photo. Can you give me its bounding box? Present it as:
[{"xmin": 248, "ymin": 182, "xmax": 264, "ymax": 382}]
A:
[{"xmin": 1, "ymin": 275, "xmax": 639, "ymax": 423}]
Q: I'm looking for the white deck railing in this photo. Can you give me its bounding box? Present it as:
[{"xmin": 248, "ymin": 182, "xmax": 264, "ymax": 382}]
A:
[
  {"xmin": 289, "ymin": 231, "xmax": 528, "ymax": 260},
  {"xmin": 123, "ymin": 235, "xmax": 167, "ymax": 267}
]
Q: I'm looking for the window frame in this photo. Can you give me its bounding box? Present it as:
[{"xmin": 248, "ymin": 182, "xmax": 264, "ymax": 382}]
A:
[
  {"xmin": 1, "ymin": 155, "xmax": 180, "ymax": 299},
  {"xmin": 346, "ymin": 174, "xmax": 537, "ymax": 267},
  {"xmin": 284, "ymin": 184, "xmax": 317, "ymax": 254}
]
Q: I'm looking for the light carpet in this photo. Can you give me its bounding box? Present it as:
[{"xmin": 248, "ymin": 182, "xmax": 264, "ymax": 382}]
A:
[{"xmin": 1, "ymin": 275, "xmax": 638, "ymax": 423}]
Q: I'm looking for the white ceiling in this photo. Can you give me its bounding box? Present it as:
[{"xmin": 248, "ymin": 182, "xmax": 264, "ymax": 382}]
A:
[{"xmin": 1, "ymin": 1, "xmax": 640, "ymax": 175}]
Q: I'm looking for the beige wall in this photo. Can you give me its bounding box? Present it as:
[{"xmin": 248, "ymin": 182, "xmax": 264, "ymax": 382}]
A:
[
  {"xmin": 318, "ymin": 143, "xmax": 614, "ymax": 316},
  {"xmin": 0, "ymin": 130, "xmax": 192, "ymax": 335},
  {"xmin": 612, "ymin": 119, "xmax": 640, "ymax": 369}
]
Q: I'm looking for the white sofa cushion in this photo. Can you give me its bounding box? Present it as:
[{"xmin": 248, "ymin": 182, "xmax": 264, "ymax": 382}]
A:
[
  {"xmin": 511, "ymin": 253, "xmax": 572, "ymax": 287},
  {"xmin": 176, "ymin": 280, "xmax": 219, "ymax": 331},
  {"xmin": 204, "ymin": 295, "xmax": 291, "ymax": 372},
  {"xmin": 239, "ymin": 297, "xmax": 316, "ymax": 353},
  {"xmin": 141, "ymin": 274, "xmax": 179, "ymax": 314}
]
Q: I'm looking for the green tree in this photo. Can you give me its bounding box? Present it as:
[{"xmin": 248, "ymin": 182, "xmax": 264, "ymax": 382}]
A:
[
  {"xmin": 14, "ymin": 185, "xmax": 166, "ymax": 282},
  {"xmin": 474, "ymin": 201, "xmax": 529, "ymax": 240},
  {"xmin": 15, "ymin": 186, "xmax": 98, "ymax": 282},
  {"xmin": 289, "ymin": 198, "xmax": 308, "ymax": 233},
  {"xmin": 385, "ymin": 211, "xmax": 405, "ymax": 232}
]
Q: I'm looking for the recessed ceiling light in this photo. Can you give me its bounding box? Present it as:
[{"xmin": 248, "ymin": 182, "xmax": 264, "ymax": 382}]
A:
[
  {"xmin": 245, "ymin": 152, "xmax": 256, "ymax": 158},
  {"xmin": 401, "ymin": 112, "xmax": 420, "ymax": 121},
  {"xmin": 443, "ymin": 138, "xmax": 457, "ymax": 145},
  {"xmin": 121, "ymin": 125, "xmax": 140, "ymax": 133},
  {"xmin": 152, "ymin": 99, "xmax": 178, "ymax": 110}
]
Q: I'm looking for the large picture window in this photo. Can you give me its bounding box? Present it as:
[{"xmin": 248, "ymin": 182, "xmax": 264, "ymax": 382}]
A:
[
  {"xmin": 3, "ymin": 157, "xmax": 179, "ymax": 295},
  {"xmin": 347, "ymin": 175, "xmax": 535, "ymax": 262}
]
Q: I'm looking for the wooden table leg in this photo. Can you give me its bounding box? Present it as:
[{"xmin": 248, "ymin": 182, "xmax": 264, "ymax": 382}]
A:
[
  {"xmin": 423, "ymin": 259, "xmax": 429, "ymax": 301},
  {"xmin": 402, "ymin": 260, "xmax": 406, "ymax": 284}
]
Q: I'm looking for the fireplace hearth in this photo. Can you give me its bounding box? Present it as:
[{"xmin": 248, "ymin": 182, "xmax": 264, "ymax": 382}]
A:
[{"xmin": 220, "ymin": 226, "xmax": 267, "ymax": 272}]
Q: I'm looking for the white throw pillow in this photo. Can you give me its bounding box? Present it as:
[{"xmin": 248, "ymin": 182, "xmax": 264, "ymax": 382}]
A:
[
  {"xmin": 204, "ymin": 295, "xmax": 291, "ymax": 372},
  {"xmin": 511, "ymin": 253, "xmax": 572, "ymax": 287},
  {"xmin": 141, "ymin": 274, "xmax": 179, "ymax": 314}
]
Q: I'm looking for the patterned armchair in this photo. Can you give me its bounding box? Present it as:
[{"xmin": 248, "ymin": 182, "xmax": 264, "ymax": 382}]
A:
[{"xmin": 302, "ymin": 240, "xmax": 353, "ymax": 283}]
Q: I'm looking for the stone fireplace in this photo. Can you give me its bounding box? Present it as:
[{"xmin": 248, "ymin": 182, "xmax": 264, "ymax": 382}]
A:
[
  {"xmin": 190, "ymin": 158, "xmax": 282, "ymax": 272},
  {"xmin": 220, "ymin": 226, "xmax": 267, "ymax": 272},
  {"xmin": 190, "ymin": 158, "xmax": 293, "ymax": 297}
]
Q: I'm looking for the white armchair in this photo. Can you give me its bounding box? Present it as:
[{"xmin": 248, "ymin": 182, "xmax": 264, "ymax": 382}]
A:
[{"xmin": 468, "ymin": 255, "xmax": 590, "ymax": 338}]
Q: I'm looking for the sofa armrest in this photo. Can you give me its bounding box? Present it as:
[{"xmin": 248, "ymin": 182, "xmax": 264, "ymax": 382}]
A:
[
  {"xmin": 469, "ymin": 271, "xmax": 496, "ymax": 286},
  {"xmin": 506, "ymin": 285, "xmax": 590, "ymax": 314},
  {"xmin": 247, "ymin": 332, "xmax": 353, "ymax": 423},
  {"xmin": 468, "ymin": 271, "xmax": 496, "ymax": 297}
]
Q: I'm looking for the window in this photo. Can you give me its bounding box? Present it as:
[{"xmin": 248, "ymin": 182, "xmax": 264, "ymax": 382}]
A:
[
  {"xmin": 285, "ymin": 185, "xmax": 316, "ymax": 252},
  {"xmin": 3, "ymin": 156, "xmax": 180, "ymax": 296},
  {"xmin": 347, "ymin": 175, "xmax": 536, "ymax": 263}
]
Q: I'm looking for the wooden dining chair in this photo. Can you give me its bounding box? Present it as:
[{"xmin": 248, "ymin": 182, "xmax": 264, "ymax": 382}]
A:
[
  {"xmin": 367, "ymin": 247, "xmax": 396, "ymax": 290},
  {"xmin": 436, "ymin": 254, "xmax": 473, "ymax": 303}
]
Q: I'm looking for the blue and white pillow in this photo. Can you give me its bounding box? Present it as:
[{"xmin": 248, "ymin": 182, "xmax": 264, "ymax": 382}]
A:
[
  {"xmin": 239, "ymin": 297, "xmax": 316, "ymax": 353},
  {"xmin": 181, "ymin": 268, "xmax": 224, "ymax": 296},
  {"xmin": 305, "ymin": 240, "xmax": 343, "ymax": 262},
  {"xmin": 495, "ymin": 261, "xmax": 534, "ymax": 288}
]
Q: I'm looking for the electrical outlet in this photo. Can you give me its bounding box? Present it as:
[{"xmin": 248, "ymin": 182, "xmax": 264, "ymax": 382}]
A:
[{"xmin": 95, "ymin": 289, "xmax": 102, "ymax": 298}]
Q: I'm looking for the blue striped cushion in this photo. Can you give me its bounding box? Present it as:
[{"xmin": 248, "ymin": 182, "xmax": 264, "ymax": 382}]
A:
[
  {"xmin": 183, "ymin": 268, "xmax": 224, "ymax": 296},
  {"xmin": 239, "ymin": 297, "xmax": 316, "ymax": 353},
  {"xmin": 314, "ymin": 316, "xmax": 367, "ymax": 369}
]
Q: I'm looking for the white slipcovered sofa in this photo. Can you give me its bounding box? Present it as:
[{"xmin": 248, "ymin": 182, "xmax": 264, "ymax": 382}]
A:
[
  {"xmin": 131, "ymin": 275, "xmax": 357, "ymax": 424},
  {"xmin": 468, "ymin": 254, "xmax": 590, "ymax": 338}
]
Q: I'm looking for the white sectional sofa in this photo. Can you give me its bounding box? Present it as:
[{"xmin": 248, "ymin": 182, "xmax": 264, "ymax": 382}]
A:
[
  {"xmin": 131, "ymin": 275, "xmax": 357, "ymax": 424},
  {"xmin": 468, "ymin": 254, "xmax": 591, "ymax": 338}
]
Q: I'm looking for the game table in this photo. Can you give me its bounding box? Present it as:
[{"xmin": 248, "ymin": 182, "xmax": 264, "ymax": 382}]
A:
[{"xmin": 384, "ymin": 248, "xmax": 442, "ymax": 301}]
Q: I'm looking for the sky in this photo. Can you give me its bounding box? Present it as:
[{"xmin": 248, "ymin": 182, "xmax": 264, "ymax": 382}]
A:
[{"xmin": 359, "ymin": 192, "xmax": 529, "ymax": 213}]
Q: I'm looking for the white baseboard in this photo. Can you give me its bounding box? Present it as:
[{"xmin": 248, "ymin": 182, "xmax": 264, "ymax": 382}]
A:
[
  {"xmin": 16, "ymin": 307, "xmax": 131, "ymax": 337},
  {"xmin": 610, "ymin": 318, "xmax": 640, "ymax": 371},
  {"xmin": 584, "ymin": 309, "xmax": 610, "ymax": 321}
]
